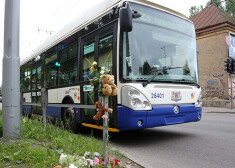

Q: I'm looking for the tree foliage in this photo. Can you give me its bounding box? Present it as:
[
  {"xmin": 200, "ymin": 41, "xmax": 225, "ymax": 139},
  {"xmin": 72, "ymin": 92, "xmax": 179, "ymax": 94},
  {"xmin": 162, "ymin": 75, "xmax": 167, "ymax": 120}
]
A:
[
  {"xmin": 189, "ymin": 0, "xmax": 235, "ymax": 18},
  {"xmin": 226, "ymin": 0, "xmax": 235, "ymax": 17}
]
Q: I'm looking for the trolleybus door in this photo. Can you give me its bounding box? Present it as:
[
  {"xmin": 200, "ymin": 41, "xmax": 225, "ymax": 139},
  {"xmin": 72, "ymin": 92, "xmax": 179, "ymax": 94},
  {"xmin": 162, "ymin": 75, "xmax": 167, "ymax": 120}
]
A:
[
  {"xmin": 31, "ymin": 61, "xmax": 42, "ymax": 115},
  {"xmin": 80, "ymin": 23, "xmax": 117, "ymax": 128}
]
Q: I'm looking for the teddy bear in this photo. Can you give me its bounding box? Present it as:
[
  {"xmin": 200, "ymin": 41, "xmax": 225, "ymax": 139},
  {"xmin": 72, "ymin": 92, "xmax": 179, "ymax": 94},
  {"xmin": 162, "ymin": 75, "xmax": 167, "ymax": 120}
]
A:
[
  {"xmin": 93, "ymin": 101, "xmax": 109, "ymax": 120},
  {"xmin": 101, "ymin": 75, "xmax": 118, "ymax": 96}
]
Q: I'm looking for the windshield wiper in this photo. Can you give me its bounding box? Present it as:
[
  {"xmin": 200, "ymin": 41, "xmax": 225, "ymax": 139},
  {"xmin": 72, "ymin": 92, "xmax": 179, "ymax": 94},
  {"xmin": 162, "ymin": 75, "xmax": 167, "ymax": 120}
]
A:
[
  {"xmin": 177, "ymin": 79, "xmax": 200, "ymax": 88},
  {"xmin": 142, "ymin": 66, "xmax": 182, "ymax": 87}
]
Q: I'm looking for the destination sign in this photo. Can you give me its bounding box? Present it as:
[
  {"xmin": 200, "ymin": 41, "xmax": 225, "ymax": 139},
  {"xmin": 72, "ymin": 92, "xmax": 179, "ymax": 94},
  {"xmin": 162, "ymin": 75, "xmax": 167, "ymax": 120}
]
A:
[{"xmin": 131, "ymin": 3, "xmax": 195, "ymax": 37}]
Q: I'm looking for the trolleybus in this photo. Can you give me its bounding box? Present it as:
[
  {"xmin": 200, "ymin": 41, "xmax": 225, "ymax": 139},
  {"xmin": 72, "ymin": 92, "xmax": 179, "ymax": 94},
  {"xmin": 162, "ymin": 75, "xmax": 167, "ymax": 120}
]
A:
[{"xmin": 21, "ymin": 0, "xmax": 202, "ymax": 132}]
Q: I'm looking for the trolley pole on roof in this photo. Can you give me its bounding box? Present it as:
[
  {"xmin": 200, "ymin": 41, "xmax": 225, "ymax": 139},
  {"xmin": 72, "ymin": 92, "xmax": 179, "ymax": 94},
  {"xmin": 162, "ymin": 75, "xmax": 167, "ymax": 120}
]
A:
[{"xmin": 2, "ymin": 0, "xmax": 20, "ymax": 138}]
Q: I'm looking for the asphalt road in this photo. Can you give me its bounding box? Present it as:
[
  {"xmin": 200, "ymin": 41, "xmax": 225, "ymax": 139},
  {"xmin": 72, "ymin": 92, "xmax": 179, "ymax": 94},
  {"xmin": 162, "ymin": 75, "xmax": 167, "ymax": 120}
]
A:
[{"xmin": 110, "ymin": 112, "xmax": 235, "ymax": 168}]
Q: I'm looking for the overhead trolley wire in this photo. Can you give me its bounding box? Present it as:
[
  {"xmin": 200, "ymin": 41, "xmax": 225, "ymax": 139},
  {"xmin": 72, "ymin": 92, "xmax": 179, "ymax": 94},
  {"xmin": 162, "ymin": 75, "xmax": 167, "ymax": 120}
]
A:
[{"xmin": 38, "ymin": 0, "xmax": 68, "ymax": 30}]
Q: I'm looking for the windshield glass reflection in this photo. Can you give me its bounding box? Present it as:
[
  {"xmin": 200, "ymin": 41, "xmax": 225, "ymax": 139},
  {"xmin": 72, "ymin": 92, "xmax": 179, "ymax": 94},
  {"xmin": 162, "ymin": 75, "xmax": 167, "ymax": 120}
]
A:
[{"xmin": 122, "ymin": 3, "xmax": 198, "ymax": 84}]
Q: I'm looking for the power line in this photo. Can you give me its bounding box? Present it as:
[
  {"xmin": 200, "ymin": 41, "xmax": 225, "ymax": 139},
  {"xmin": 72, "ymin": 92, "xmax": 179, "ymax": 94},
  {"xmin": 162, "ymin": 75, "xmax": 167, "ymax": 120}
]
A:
[{"xmin": 44, "ymin": 0, "xmax": 83, "ymax": 30}]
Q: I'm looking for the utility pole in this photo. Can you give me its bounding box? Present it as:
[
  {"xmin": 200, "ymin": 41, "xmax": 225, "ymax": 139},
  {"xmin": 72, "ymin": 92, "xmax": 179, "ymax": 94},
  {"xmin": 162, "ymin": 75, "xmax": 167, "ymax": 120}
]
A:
[{"xmin": 2, "ymin": 0, "xmax": 20, "ymax": 138}]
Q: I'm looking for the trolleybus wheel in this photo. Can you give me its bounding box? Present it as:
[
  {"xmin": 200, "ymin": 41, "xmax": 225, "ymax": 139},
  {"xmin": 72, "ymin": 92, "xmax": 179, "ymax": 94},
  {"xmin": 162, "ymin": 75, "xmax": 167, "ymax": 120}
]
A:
[
  {"xmin": 61, "ymin": 100, "xmax": 81, "ymax": 133},
  {"xmin": 62, "ymin": 107, "xmax": 75, "ymax": 131}
]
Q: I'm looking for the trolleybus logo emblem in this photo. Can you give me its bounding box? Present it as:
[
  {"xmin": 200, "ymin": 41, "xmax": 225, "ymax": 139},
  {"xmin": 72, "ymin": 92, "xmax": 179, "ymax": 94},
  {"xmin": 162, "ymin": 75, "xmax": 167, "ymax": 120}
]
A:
[
  {"xmin": 173, "ymin": 106, "xmax": 179, "ymax": 114},
  {"xmin": 171, "ymin": 91, "xmax": 182, "ymax": 101}
]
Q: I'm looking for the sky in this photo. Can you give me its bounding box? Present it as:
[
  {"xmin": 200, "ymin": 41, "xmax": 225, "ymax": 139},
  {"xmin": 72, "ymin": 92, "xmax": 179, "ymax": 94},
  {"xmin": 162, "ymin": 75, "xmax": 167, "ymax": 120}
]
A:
[{"xmin": 0, "ymin": 0, "xmax": 211, "ymax": 86}]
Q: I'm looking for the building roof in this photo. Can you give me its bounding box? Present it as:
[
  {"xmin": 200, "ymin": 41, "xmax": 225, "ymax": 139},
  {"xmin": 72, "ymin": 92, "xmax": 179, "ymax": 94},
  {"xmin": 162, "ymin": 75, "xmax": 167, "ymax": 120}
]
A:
[{"xmin": 190, "ymin": 4, "xmax": 235, "ymax": 34}]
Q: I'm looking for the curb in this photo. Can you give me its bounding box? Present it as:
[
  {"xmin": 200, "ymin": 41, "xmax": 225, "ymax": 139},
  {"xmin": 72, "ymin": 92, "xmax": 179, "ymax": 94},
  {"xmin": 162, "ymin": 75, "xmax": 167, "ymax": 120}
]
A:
[
  {"xmin": 112, "ymin": 147, "xmax": 151, "ymax": 168},
  {"xmin": 203, "ymin": 107, "xmax": 235, "ymax": 113}
]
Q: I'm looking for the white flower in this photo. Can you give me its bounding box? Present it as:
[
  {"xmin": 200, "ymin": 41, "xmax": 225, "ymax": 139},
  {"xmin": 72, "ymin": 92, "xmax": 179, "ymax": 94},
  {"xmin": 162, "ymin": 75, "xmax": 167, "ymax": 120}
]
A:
[
  {"xmin": 59, "ymin": 153, "xmax": 67, "ymax": 165},
  {"xmin": 92, "ymin": 61, "xmax": 97, "ymax": 66},
  {"xmin": 84, "ymin": 151, "xmax": 90, "ymax": 157},
  {"xmin": 69, "ymin": 163, "xmax": 78, "ymax": 168},
  {"xmin": 93, "ymin": 152, "xmax": 100, "ymax": 157},
  {"xmin": 101, "ymin": 66, "xmax": 105, "ymax": 70},
  {"xmin": 100, "ymin": 70, "xmax": 105, "ymax": 75}
]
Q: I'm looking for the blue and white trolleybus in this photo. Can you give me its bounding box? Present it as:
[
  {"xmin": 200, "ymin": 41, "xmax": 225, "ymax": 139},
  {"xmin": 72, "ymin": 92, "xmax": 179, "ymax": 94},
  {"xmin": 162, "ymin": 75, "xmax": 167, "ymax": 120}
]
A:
[{"xmin": 20, "ymin": 0, "xmax": 202, "ymax": 132}]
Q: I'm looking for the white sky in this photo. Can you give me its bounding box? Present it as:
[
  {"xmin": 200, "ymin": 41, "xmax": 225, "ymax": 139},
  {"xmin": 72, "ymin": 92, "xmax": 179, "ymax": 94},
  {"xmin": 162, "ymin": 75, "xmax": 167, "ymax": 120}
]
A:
[{"xmin": 0, "ymin": 0, "xmax": 210, "ymax": 85}]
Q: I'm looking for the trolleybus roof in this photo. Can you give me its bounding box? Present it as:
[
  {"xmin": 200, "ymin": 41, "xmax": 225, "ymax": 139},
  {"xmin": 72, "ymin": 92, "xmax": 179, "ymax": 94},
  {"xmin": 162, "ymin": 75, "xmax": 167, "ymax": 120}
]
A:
[{"xmin": 20, "ymin": 0, "xmax": 188, "ymax": 65}]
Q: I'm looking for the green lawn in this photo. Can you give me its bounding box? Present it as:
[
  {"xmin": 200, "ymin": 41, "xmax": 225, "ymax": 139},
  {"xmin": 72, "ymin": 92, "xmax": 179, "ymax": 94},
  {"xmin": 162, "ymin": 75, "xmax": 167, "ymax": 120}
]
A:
[{"xmin": 0, "ymin": 110, "xmax": 104, "ymax": 168}]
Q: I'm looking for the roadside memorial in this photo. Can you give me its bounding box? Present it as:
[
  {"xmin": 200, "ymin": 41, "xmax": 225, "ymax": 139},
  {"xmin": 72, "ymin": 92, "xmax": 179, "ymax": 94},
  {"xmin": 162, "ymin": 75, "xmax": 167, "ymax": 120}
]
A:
[{"xmin": 89, "ymin": 61, "xmax": 118, "ymax": 167}]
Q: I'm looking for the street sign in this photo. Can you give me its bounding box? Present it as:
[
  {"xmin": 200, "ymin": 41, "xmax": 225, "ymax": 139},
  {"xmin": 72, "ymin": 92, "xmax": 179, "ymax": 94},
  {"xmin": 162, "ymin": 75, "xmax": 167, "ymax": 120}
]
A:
[
  {"xmin": 226, "ymin": 35, "xmax": 231, "ymax": 46},
  {"xmin": 227, "ymin": 35, "xmax": 235, "ymax": 58}
]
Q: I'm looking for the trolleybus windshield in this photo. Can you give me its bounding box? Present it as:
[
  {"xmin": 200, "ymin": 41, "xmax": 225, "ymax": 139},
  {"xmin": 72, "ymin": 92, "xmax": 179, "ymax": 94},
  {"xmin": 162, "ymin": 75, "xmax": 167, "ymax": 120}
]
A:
[{"xmin": 122, "ymin": 3, "xmax": 198, "ymax": 84}]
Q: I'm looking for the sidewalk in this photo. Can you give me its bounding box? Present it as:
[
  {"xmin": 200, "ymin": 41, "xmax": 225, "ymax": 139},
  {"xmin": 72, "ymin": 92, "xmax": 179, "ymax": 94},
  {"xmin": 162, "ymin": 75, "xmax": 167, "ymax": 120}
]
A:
[{"xmin": 203, "ymin": 106, "xmax": 235, "ymax": 113}]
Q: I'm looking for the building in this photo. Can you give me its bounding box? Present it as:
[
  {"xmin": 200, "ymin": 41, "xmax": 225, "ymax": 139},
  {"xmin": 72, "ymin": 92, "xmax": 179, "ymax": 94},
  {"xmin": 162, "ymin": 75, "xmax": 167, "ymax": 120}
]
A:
[{"xmin": 191, "ymin": 2, "xmax": 235, "ymax": 107}]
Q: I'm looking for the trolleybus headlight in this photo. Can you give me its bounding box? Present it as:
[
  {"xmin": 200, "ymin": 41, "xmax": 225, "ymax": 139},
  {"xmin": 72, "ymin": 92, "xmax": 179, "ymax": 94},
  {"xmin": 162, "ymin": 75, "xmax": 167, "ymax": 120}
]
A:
[
  {"xmin": 142, "ymin": 103, "xmax": 146, "ymax": 108},
  {"xmin": 131, "ymin": 98, "xmax": 141, "ymax": 107},
  {"xmin": 131, "ymin": 100, "xmax": 137, "ymax": 106},
  {"xmin": 128, "ymin": 89, "xmax": 140, "ymax": 96},
  {"xmin": 143, "ymin": 101, "xmax": 151, "ymax": 109},
  {"xmin": 195, "ymin": 93, "xmax": 202, "ymax": 108},
  {"xmin": 122, "ymin": 86, "xmax": 152, "ymax": 111}
]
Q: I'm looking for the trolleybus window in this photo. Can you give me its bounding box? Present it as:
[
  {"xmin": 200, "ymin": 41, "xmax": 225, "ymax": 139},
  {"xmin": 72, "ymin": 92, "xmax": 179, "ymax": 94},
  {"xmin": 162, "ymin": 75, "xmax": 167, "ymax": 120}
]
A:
[
  {"xmin": 98, "ymin": 34, "xmax": 113, "ymax": 73},
  {"xmin": 82, "ymin": 40, "xmax": 95, "ymax": 118},
  {"xmin": 58, "ymin": 42, "xmax": 78, "ymax": 85},
  {"xmin": 31, "ymin": 68, "xmax": 37, "ymax": 90},
  {"xmin": 98, "ymin": 34, "xmax": 114, "ymax": 120},
  {"xmin": 83, "ymin": 42, "xmax": 95, "ymax": 81},
  {"xmin": 82, "ymin": 33, "xmax": 114, "ymax": 119},
  {"xmin": 37, "ymin": 66, "xmax": 41, "ymax": 89},
  {"xmin": 20, "ymin": 65, "xmax": 31, "ymax": 91},
  {"xmin": 44, "ymin": 55, "xmax": 58, "ymax": 87},
  {"xmin": 122, "ymin": 3, "xmax": 198, "ymax": 84}
]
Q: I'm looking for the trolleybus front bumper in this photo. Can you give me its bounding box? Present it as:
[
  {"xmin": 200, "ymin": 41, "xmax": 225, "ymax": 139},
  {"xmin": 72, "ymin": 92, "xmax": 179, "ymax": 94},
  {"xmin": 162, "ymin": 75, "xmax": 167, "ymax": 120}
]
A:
[{"xmin": 117, "ymin": 105, "xmax": 202, "ymax": 131}]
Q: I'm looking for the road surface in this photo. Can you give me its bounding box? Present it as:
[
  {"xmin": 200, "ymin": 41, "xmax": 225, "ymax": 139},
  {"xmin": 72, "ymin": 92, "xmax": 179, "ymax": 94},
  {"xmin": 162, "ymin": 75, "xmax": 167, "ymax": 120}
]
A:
[{"xmin": 110, "ymin": 112, "xmax": 235, "ymax": 168}]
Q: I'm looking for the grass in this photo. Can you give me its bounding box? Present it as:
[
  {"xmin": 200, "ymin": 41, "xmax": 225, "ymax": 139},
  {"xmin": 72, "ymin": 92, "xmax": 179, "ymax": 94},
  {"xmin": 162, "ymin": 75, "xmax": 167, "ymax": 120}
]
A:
[{"xmin": 0, "ymin": 110, "xmax": 104, "ymax": 168}]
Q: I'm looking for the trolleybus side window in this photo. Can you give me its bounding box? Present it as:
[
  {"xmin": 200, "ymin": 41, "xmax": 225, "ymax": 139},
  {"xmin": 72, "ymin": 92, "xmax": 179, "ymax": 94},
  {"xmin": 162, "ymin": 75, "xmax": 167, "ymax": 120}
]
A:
[
  {"xmin": 83, "ymin": 42, "xmax": 95, "ymax": 81},
  {"xmin": 98, "ymin": 34, "xmax": 113, "ymax": 73},
  {"xmin": 82, "ymin": 33, "xmax": 115, "ymax": 119},
  {"xmin": 44, "ymin": 53, "xmax": 58, "ymax": 87},
  {"xmin": 31, "ymin": 68, "xmax": 37, "ymax": 90},
  {"xmin": 98, "ymin": 34, "xmax": 115, "ymax": 121},
  {"xmin": 82, "ymin": 40, "xmax": 95, "ymax": 118},
  {"xmin": 37, "ymin": 66, "xmax": 42, "ymax": 89},
  {"xmin": 30, "ymin": 63, "xmax": 42, "ymax": 115},
  {"xmin": 58, "ymin": 42, "xmax": 78, "ymax": 85},
  {"xmin": 20, "ymin": 65, "xmax": 31, "ymax": 92}
]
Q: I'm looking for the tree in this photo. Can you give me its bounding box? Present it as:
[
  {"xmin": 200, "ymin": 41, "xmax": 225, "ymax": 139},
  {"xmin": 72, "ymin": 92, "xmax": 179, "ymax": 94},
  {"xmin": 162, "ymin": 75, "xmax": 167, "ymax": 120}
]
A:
[
  {"xmin": 226, "ymin": 0, "xmax": 235, "ymax": 17},
  {"xmin": 189, "ymin": 6, "xmax": 200, "ymax": 18},
  {"xmin": 189, "ymin": 0, "xmax": 225, "ymax": 18},
  {"xmin": 206, "ymin": 0, "xmax": 224, "ymax": 10},
  {"xmin": 143, "ymin": 61, "xmax": 151, "ymax": 75}
]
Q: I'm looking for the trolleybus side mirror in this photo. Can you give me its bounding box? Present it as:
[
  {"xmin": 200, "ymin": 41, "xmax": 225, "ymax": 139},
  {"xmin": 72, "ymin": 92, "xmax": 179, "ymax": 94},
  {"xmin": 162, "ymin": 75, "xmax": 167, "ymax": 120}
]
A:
[{"xmin": 119, "ymin": 2, "xmax": 133, "ymax": 32}]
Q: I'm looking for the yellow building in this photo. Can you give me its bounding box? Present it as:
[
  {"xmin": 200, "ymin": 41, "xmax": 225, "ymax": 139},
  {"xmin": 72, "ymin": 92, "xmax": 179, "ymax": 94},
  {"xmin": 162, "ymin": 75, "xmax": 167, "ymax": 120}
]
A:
[{"xmin": 191, "ymin": 3, "xmax": 235, "ymax": 107}]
